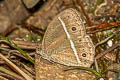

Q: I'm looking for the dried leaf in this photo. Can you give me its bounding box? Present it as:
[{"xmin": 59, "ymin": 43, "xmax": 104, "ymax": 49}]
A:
[{"xmin": 23, "ymin": 0, "xmax": 39, "ymax": 8}]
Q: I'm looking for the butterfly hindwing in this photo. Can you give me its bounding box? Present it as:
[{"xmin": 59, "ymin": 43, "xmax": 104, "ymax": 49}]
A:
[{"xmin": 40, "ymin": 8, "xmax": 95, "ymax": 67}]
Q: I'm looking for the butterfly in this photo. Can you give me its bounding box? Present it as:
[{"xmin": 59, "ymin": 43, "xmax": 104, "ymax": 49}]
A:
[{"xmin": 37, "ymin": 8, "xmax": 95, "ymax": 67}]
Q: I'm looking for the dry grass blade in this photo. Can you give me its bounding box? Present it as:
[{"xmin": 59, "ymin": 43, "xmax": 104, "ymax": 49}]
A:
[
  {"xmin": 0, "ymin": 67, "xmax": 24, "ymax": 80},
  {"xmin": 0, "ymin": 76, "xmax": 8, "ymax": 80},
  {"xmin": 0, "ymin": 53, "xmax": 33, "ymax": 80}
]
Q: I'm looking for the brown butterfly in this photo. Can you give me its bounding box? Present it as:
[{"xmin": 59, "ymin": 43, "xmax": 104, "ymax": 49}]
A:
[{"xmin": 37, "ymin": 8, "xmax": 95, "ymax": 67}]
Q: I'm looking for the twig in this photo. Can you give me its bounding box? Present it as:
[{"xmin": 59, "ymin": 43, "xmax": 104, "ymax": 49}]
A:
[
  {"xmin": 1, "ymin": 24, "xmax": 19, "ymax": 36},
  {"xmin": 12, "ymin": 40, "xmax": 38, "ymax": 50},
  {"xmin": 0, "ymin": 40, "xmax": 38, "ymax": 50},
  {"xmin": 94, "ymin": 0, "xmax": 107, "ymax": 16},
  {"xmin": 94, "ymin": 58, "xmax": 99, "ymax": 72},
  {"xmin": 76, "ymin": 0, "xmax": 92, "ymax": 26},
  {"xmin": 1, "ymin": 23, "xmax": 44, "ymax": 36},
  {"xmin": 21, "ymin": 63, "xmax": 35, "ymax": 75},
  {"xmin": 86, "ymin": 20, "xmax": 120, "ymax": 34},
  {"xmin": 95, "ymin": 42, "xmax": 120, "ymax": 59},
  {"xmin": 22, "ymin": 23, "xmax": 44, "ymax": 36},
  {"xmin": 95, "ymin": 31, "xmax": 117, "ymax": 48},
  {"xmin": 8, "ymin": 50, "xmax": 27, "ymax": 60},
  {"xmin": 0, "ymin": 40, "xmax": 15, "ymax": 49}
]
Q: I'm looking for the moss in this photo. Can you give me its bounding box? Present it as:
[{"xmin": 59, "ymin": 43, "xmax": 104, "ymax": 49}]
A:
[
  {"xmin": 27, "ymin": 33, "xmax": 33, "ymax": 41},
  {"xmin": 41, "ymin": 26, "xmax": 46, "ymax": 30},
  {"xmin": 105, "ymin": 30, "xmax": 113, "ymax": 37},
  {"xmin": 87, "ymin": 7, "xmax": 95, "ymax": 13},
  {"xmin": 96, "ymin": 0, "xmax": 104, "ymax": 5},
  {"xmin": 36, "ymin": 35, "xmax": 43, "ymax": 41},
  {"xmin": 115, "ymin": 33, "xmax": 120, "ymax": 38},
  {"xmin": 96, "ymin": 32, "xmax": 103, "ymax": 38}
]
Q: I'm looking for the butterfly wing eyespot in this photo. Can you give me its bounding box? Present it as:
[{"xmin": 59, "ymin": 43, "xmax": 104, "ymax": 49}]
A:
[
  {"xmin": 69, "ymin": 26, "xmax": 80, "ymax": 34},
  {"xmin": 82, "ymin": 53, "xmax": 87, "ymax": 57},
  {"xmin": 71, "ymin": 27, "xmax": 77, "ymax": 31}
]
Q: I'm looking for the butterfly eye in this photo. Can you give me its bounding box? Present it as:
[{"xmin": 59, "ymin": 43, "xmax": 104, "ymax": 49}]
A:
[
  {"xmin": 71, "ymin": 27, "xmax": 76, "ymax": 31},
  {"xmin": 82, "ymin": 53, "xmax": 86, "ymax": 57}
]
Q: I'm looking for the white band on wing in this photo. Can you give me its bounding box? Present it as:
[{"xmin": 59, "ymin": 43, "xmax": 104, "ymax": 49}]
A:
[{"xmin": 58, "ymin": 17, "xmax": 81, "ymax": 64}]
